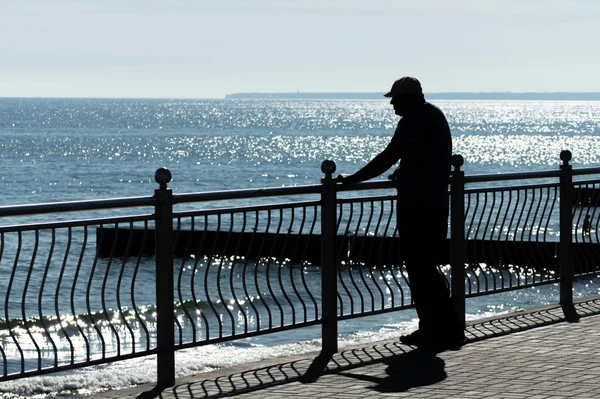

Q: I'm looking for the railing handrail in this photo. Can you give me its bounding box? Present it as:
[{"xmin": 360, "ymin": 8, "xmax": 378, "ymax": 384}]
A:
[
  {"xmin": 0, "ymin": 196, "xmax": 158, "ymax": 218},
  {"xmin": 465, "ymin": 170, "xmax": 560, "ymax": 183},
  {"xmin": 173, "ymin": 183, "xmax": 322, "ymax": 204},
  {"xmin": 573, "ymin": 166, "xmax": 600, "ymax": 176},
  {"xmin": 0, "ymin": 212, "xmax": 154, "ymax": 233},
  {"xmin": 464, "ymin": 181, "xmax": 560, "ymax": 194},
  {"xmin": 464, "ymin": 165, "xmax": 600, "ymax": 184}
]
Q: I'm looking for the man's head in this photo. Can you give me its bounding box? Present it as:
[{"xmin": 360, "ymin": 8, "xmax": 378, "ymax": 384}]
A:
[{"xmin": 384, "ymin": 77, "xmax": 425, "ymax": 116}]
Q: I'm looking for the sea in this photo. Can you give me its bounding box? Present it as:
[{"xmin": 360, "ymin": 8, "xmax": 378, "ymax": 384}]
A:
[{"xmin": 1, "ymin": 96, "xmax": 600, "ymax": 397}]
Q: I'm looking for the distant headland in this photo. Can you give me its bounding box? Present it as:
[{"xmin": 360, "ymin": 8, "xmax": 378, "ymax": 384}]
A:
[{"xmin": 225, "ymin": 92, "xmax": 600, "ymax": 101}]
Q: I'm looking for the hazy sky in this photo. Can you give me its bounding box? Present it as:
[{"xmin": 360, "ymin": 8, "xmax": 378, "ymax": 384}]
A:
[{"xmin": 2, "ymin": 0, "xmax": 599, "ymax": 98}]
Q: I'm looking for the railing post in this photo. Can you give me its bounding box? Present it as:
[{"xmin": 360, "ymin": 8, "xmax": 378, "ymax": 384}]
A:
[
  {"xmin": 320, "ymin": 160, "xmax": 338, "ymax": 354},
  {"xmin": 154, "ymin": 167, "xmax": 176, "ymax": 387},
  {"xmin": 559, "ymin": 151, "xmax": 579, "ymax": 321},
  {"xmin": 450, "ymin": 154, "xmax": 466, "ymax": 329}
]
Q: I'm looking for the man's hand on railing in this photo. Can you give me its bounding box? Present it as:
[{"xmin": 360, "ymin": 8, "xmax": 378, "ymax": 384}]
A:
[{"xmin": 336, "ymin": 174, "xmax": 356, "ymax": 184}]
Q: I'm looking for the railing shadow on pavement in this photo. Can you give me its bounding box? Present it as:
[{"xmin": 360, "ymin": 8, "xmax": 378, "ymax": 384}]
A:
[
  {"xmin": 466, "ymin": 296, "xmax": 600, "ymax": 342},
  {"xmin": 127, "ymin": 296, "xmax": 600, "ymax": 399},
  {"xmin": 131, "ymin": 341, "xmax": 415, "ymax": 399}
]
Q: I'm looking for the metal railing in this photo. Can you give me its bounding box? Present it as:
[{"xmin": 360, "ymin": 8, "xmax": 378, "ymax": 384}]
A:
[{"xmin": 0, "ymin": 151, "xmax": 599, "ymax": 388}]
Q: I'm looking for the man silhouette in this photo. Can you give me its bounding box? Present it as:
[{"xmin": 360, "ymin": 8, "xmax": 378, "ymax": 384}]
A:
[{"xmin": 337, "ymin": 77, "xmax": 464, "ymax": 350}]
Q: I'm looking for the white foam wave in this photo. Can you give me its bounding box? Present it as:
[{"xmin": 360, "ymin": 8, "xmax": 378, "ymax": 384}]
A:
[{"xmin": 0, "ymin": 319, "xmax": 420, "ymax": 398}]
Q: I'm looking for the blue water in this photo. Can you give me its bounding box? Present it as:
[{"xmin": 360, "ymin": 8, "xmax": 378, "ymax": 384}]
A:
[
  {"xmin": 2, "ymin": 98, "xmax": 600, "ymax": 206},
  {"xmin": 1, "ymin": 97, "xmax": 600, "ymax": 397}
]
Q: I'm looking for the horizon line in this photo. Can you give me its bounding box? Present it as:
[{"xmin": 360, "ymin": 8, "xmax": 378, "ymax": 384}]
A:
[
  {"xmin": 225, "ymin": 91, "xmax": 600, "ymax": 100},
  {"xmin": 2, "ymin": 91, "xmax": 600, "ymax": 101}
]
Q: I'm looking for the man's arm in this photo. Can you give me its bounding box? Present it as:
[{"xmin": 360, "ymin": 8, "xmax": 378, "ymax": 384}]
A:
[{"xmin": 338, "ymin": 137, "xmax": 401, "ymax": 184}]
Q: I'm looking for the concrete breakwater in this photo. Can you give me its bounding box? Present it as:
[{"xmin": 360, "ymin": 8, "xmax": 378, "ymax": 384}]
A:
[{"xmin": 95, "ymin": 228, "xmax": 599, "ymax": 271}]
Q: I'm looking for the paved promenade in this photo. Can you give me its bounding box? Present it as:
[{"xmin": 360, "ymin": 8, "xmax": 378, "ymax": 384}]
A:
[{"xmin": 92, "ymin": 297, "xmax": 600, "ymax": 399}]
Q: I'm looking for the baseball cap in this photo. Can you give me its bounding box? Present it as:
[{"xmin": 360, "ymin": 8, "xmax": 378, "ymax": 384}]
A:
[{"xmin": 383, "ymin": 77, "xmax": 423, "ymax": 97}]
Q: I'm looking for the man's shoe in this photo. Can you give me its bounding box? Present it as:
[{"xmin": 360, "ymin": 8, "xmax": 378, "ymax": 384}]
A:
[{"xmin": 399, "ymin": 329, "xmax": 426, "ymax": 346}]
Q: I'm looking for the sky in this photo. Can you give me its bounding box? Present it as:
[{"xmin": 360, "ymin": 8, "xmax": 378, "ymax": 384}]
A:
[{"xmin": 1, "ymin": 0, "xmax": 600, "ymax": 99}]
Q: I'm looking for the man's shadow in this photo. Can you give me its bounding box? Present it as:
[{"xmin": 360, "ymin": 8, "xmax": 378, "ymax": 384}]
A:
[{"xmin": 339, "ymin": 350, "xmax": 446, "ymax": 393}]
